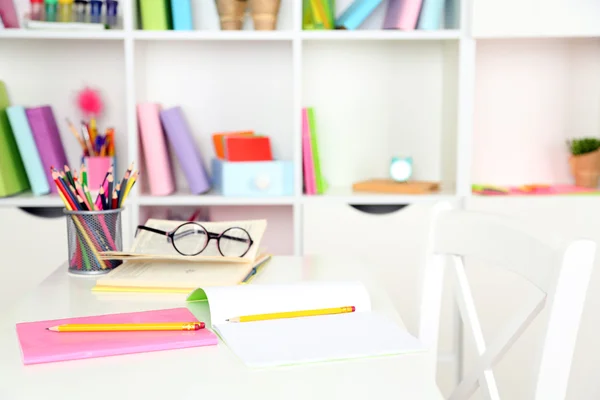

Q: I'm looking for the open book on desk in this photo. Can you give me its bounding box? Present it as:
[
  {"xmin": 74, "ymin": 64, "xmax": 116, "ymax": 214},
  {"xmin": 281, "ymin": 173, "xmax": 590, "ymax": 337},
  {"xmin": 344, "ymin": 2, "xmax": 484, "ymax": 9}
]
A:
[
  {"xmin": 100, "ymin": 218, "xmax": 267, "ymax": 263},
  {"xmin": 186, "ymin": 281, "xmax": 426, "ymax": 367}
]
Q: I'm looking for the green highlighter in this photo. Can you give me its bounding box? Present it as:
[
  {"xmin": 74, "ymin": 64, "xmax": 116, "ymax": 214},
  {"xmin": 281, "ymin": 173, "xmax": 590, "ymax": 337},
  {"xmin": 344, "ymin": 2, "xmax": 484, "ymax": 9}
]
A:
[
  {"xmin": 0, "ymin": 82, "xmax": 30, "ymax": 198},
  {"xmin": 45, "ymin": 0, "xmax": 58, "ymax": 22}
]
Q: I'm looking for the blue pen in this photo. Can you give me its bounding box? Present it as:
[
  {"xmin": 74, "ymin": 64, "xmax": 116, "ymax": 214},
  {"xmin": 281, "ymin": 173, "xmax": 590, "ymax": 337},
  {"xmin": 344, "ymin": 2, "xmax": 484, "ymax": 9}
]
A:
[
  {"xmin": 89, "ymin": 0, "xmax": 102, "ymax": 23},
  {"xmin": 105, "ymin": 0, "xmax": 118, "ymax": 27}
]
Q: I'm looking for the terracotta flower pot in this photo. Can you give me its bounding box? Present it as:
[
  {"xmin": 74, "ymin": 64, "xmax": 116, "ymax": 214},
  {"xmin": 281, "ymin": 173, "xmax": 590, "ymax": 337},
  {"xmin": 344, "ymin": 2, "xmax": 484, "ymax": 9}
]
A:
[
  {"xmin": 569, "ymin": 149, "xmax": 600, "ymax": 188},
  {"xmin": 249, "ymin": 0, "xmax": 281, "ymax": 30},
  {"xmin": 215, "ymin": 0, "xmax": 248, "ymax": 30}
]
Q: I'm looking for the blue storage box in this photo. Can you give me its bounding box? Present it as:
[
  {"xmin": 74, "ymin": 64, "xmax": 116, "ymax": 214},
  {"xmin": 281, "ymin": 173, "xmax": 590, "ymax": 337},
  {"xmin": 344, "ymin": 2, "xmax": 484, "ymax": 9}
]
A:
[{"xmin": 211, "ymin": 158, "xmax": 294, "ymax": 197}]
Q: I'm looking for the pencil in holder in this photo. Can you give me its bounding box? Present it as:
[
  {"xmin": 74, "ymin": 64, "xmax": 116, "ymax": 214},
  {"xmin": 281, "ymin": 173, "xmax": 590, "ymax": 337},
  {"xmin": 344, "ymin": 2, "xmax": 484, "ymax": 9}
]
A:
[
  {"xmin": 65, "ymin": 208, "xmax": 123, "ymax": 275},
  {"xmin": 83, "ymin": 156, "xmax": 116, "ymax": 191}
]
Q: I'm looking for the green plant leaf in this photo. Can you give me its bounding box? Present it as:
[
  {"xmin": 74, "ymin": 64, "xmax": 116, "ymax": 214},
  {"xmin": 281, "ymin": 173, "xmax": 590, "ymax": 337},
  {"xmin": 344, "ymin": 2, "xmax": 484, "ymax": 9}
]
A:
[{"xmin": 567, "ymin": 138, "xmax": 600, "ymax": 156}]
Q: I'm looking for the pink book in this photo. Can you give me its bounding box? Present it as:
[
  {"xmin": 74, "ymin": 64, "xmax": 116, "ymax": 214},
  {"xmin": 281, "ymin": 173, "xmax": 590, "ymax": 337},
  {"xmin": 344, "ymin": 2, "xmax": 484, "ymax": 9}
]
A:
[
  {"xmin": 302, "ymin": 108, "xmax": 316, "ymax": 195},
  {"xmin": 16, "ymin": 308, "xmax": 218, "ymax": 365},
  {"xmin": 383, "ymin": 0, "xmax": 424, "ymax": 30},
  {"xmin": 137, "ymin": 103, "xmax": 176, "ymax": 195}
]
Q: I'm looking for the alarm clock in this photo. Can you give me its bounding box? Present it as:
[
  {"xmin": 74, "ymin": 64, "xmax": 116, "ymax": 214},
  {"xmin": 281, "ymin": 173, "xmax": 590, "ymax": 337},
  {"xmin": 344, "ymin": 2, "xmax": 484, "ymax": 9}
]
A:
[{"xmin": 389, "ymin": 156, "xmax": 412, "ymax": 182}]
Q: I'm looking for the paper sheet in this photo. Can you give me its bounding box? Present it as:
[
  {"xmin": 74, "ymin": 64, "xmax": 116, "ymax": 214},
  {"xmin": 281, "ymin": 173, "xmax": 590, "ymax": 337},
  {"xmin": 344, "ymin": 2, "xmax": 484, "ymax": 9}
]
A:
[
  {"xmin": 190, "ymin": 281, "xmax": 372, "ymax": 326},
  {"xmin": 214, "ymin": 312, "xmax": 426, "ymax": 368}
]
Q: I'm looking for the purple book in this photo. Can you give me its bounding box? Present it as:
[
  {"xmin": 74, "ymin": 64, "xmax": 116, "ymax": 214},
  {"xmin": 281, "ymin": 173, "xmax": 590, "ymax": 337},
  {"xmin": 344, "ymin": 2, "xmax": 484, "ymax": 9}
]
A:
[
  {"xmin": 25, "ymin": 106, "xmax": 68, "ymax": 194},
  {"xmin": 159, "ymin": 106, "xmax": 210, "ymax": 194}
]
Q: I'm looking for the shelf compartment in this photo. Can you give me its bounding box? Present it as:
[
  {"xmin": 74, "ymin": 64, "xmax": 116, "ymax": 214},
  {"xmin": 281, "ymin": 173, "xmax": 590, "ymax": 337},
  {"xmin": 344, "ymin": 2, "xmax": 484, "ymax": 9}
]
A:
[
  {"xmin": 0, "ymin": 40, "xmax": 129, "ymax": 188},
  {"xmin": 134, "ymin": 0, "xmax": 295, "ymax": 32},
  {"xmin": 0, "ymin": 30, "xmax": 126, "ymax": 40},
  {"xmin": 472, "ymin": 38, "xmax": 600, "ymax": 186},
  {"xmin": 300, "ymin": 30, "xmax": 461, "ymax": 41},
  {"xmin": 140, "ymin": 205, "xmax": 294, "ymax": 255},
  {"xmin": 135, "ymin": 40, "xmax": 294, "ymax": 197},
  {"xmin": 302, "ymin": 40, "xmax": 459, "ymax": 196},
  {"xmin": 133, "ymin": 30, "xmax": 294, "ymax": 41}
]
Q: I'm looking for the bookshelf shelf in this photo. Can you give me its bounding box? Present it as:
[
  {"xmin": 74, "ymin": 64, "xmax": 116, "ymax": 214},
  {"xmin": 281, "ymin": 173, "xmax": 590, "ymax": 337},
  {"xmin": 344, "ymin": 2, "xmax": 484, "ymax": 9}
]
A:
[
  {"xmin": 300, "ymin": 30, "xmax": 461, "ymax": 41},
  {"xmin": 138, "ymin": 193, "xmax": 297, "ymax": 206},
  {"xmin": 132, "ymin": 31, "xmax": 295, "ymax": 41},
  {"xmin": 0, "ymin": 30, "xmax": 126, "ymax": 40},
  {"xmin": 0, "ymin": 193, "xmax": 64, "ymax": 208}
]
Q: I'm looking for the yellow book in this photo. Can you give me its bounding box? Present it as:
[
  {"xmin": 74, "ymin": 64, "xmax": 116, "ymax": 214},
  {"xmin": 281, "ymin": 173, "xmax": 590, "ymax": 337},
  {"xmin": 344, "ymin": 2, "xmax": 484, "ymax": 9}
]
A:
[{"xmin": 92, "ymin": 253, "xmax": 272, "ymax": 294}]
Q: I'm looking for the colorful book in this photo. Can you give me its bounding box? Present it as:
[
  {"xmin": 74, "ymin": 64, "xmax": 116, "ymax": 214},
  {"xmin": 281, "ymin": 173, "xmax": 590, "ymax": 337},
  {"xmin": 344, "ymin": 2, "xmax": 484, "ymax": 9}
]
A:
[
  {"xmin": 159, "ymin": 106, "xmax": 210, "ymax": 195},
  {"xmin": 138, "ymin": 0, "xmax": 171, "ymax": 30},
  {"xmin": 170, "ymin": 0, "xmax": 193, "ymax": 30},
  {"xmin": 383, "ymin": 0, "xmax": 424, "ymax": 30},
  {"xmin": 15, "ymin": 308, "xmax": 218, "ymax": 365},
  {"xmin": 137, "ymin": 103, "xmax": 175, "ymax": 195},
  {"xmin": 417, "ymin": 0, "xmax": 445, "ymax": 30},
  {"xmin": 307, "ymin": 107, "xmax": 327, "ymax": 194},
  {"xmin": 25, "ymin": 106, "xmax": 68, "ymax": 195},
  {"xmin": 336, "ymin": 0, "xmax": 383, "ymax": 30},
  {"xmin": 6, "ymin": 106, "xmax": 50, "ymax": 196},
  {"xmin": 302, "ymin": 108, "xmax": 316, "ymax": 195},
  {"xmin": 224, "ymin": 135, "xmax": 273, "ymax": 162},
  {"xmin": 0, "ymin": 0, "xmax": 20, "ymax": 28},
  {"xmin": 0, "ymin": 82, "xmax": 29, "ymax": 197}
]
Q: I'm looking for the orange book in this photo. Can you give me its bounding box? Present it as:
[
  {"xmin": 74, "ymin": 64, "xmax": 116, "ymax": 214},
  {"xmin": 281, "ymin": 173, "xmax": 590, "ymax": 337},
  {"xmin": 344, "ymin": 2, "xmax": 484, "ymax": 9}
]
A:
[{"xmin": 212, "ymin": 131, "xmax": 254, "ymax": 159}]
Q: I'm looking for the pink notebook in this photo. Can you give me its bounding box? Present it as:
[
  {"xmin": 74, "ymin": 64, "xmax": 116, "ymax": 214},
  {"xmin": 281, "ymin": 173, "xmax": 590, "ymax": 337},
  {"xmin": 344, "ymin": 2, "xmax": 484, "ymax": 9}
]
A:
[{"xmin": 16, "ymin": 308, "xmax": 218, "ymax": 365}]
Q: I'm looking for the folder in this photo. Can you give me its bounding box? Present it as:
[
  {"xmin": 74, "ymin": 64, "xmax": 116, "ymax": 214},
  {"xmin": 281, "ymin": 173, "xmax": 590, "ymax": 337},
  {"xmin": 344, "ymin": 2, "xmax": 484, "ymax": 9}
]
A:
[
  {"xmin": 383, "ymin": 0, "xmax": 424, "ymax": 30},
  {"xmin": 25, "ymin": 106, "xmax": 69, "ymax": 194},
  {"xmin": 170, "ymin": 0, "xmax": 193, "ymax": 30},
  {"xmin": 336, "ymin": 0, "xmax": 383, "ymax": 30},
  {"xmin": 307, "ymin": 107, "xmax": 326, "ymax": 194},
  {"xmin": 16, "ymin": 308, "xmax": 218, "ymax": 365},
  {"xmin": 159, "ymin": 106, "xmax": 210, "ymax": 194},
  {"xmin": 417, "ymin": 0, "xmax": 445, "ymax": 30},
  {"xmin": 6, "ymin": 106, "xmax": 50, "ymax": 196},
  {"xmin": 212, "ymin": 131, "xmax": 254, "ymax": 159},
  {"xmin": 224, "ymin": 135, "xmax": 273, "ymax": 162},
  {"xmin": 138, "ymin": 0, "xmax": 171, "ymax": 30},
  {"xmin": 0, "ymin": 82, "xmax": 29, "ymax": 197},
  {"xmin": 137, "ymin": 103, "xmax": 175, "ymax": 196},
  {"xmin": 302, "ymin": 108, "xmax": 316, "ymax": 195}
]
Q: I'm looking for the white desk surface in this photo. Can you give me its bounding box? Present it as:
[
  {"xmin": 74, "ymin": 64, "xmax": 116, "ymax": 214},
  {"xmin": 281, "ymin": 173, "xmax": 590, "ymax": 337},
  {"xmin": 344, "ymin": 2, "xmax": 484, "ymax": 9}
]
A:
[{"xmin": 0, "ymin": 256, "xmax": 443, "ymax": 400}]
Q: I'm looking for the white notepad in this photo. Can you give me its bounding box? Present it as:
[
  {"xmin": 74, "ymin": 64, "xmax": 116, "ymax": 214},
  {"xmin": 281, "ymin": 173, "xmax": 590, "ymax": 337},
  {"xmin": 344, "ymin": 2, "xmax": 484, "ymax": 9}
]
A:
[{"xmin": 187, "ymin": 281, "xmax": 427, "ymax": 368}]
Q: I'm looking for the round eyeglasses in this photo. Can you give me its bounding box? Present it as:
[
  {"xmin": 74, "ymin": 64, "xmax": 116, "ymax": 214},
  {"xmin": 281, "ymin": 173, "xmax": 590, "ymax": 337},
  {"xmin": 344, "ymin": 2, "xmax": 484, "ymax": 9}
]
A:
[{"xmin": 135, "ymin": 222, "xmax": 254, "ymax": 257}]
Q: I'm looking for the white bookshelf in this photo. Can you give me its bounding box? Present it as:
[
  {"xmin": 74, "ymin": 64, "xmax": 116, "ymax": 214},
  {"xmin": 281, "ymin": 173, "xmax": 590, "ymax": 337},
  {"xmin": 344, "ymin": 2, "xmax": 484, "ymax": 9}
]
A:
[{"xmin": 1, "ymin": 0, "xmax": 600, "ymax": 257}]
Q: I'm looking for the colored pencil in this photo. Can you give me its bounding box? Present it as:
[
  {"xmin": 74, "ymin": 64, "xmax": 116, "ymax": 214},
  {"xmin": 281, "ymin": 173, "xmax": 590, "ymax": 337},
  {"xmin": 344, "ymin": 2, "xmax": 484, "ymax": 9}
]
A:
[
  {"xmin": 77, "ymin": 195, "xmax": 89, "ymax": 211},
  {"xmin": 81, "ymin": 164, "xmax": 88, "ymax": 187},
  {"xmin": 64, "ymin": 165, "xmax": 75, "ymax": 187},
  {"xmin": 107, "ymin": 174, "xmax": 114, "ymax": 209},
  {"xmin": 65, "ymin": 118, "xmax": 89, "ymax": 155},
  {"xmin": 83, "ymin": 185, "xmax": 94, "ymax": 211},
  {"xmin": 75, "ymin": 182, "xmax": 91, "ymax": 211},
  {"xmin": 48, "ymin": 322, "xmax": 205, "ymax": 332},
  {"xmin": 111, "ymin": 190, "xmax": 118, "ymax": 210},
  {"xmin": 99, "ymin": 186, "xmax": 107, "ymax": 210}
]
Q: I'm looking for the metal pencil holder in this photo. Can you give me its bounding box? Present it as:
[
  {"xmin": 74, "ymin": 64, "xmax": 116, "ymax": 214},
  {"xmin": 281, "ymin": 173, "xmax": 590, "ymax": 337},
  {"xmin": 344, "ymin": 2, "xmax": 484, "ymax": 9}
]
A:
[{"xmin": 64, "ymin": 208, "xmax": 123, "ymax": 275}]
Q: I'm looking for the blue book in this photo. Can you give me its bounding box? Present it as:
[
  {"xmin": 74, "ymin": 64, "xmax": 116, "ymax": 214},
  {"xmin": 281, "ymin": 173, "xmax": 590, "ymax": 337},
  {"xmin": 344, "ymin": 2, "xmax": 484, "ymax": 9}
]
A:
[
  {"xmin": 335, "ymin": 0, "xmax": 384, "ymax": 30},
  {"xmin": 170, "ymin": 0, "xmax": 193, "ymax": 31},
  {"xmin": 417, "ymin": 0, "xmax": 446, "ymax": 30},
  {"xmin": 6, "ymin": 106, "xmax": 50, "ymax": 196}
]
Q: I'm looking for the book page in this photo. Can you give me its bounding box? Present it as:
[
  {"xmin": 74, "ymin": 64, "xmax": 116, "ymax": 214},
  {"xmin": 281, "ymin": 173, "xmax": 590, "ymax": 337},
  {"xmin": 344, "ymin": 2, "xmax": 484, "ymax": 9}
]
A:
[
  {"xmin": 214, "ymin": 312, "xmax": 426, "ymax": 367},
  {"xmin": 95, "ymin": 258, "xmax": 259, "ymax": 289},
  {"xmin": 187, "ymin": 281, "xmax": 372, "ymax": 326},
  {"xmin": 101, "ymin": 219, "xmax": 267, "ymax": 262}
]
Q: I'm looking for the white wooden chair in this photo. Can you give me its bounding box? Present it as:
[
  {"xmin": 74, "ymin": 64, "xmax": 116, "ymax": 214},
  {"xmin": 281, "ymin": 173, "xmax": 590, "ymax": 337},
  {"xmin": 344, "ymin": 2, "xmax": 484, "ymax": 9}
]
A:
[{"xmin": 418, "ymin": 202, "xmax": 596, "ymax": 400}]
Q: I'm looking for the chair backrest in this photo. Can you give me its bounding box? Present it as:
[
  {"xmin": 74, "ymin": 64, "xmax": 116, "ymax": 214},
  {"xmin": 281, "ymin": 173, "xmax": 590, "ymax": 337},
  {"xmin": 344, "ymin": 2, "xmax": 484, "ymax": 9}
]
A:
[{"xmin": 418, "ymin": 202, "xmax": 595, "ymax": 400}]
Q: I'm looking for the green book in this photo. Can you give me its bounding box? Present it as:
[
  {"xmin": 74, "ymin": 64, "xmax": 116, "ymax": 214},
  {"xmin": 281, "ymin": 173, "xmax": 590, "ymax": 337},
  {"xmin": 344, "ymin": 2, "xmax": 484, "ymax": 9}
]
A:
[
  {"xmin": 303, "ymin": 0, "xmax": 314, "ymax": 30},
  {"xmin": 139, "ymin": 0, "xmax": 171, "ymax": 30},
  {"xmin": 0, "ymin": 81, "xmax": 29, "ymax": 198},
  {"xmin": 307, "ymin": 107, "xmax": 328, "ymax": 194}
]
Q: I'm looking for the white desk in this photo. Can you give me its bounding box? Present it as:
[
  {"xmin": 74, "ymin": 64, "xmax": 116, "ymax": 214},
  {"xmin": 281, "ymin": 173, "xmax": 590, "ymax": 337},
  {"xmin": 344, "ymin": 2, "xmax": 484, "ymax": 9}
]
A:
[{"xmin": 0, "ymin": 256, "xmax": 443, "ymax": 400}]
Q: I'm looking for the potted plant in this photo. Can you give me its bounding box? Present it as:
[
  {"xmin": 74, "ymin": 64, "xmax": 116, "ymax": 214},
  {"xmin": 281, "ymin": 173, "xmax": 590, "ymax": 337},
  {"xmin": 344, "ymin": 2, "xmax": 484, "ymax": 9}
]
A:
[
  {"xmin": 567, "ymin": 137, "xmax": 600, "ymax": 188},
  {"xmin": 215, "ymin": 0, "xmax": 248, "ymax": 30}
]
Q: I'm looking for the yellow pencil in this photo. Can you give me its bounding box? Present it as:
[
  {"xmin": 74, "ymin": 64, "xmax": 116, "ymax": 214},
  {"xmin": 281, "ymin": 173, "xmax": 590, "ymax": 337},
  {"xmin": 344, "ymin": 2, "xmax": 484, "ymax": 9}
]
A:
[
  {"xmin": 226, "ymin": 306, "xmax": 356, "ymax": 323},
  {"xmin": 47, "ymin": 322, "xmax": 205, "ymax": 332}
]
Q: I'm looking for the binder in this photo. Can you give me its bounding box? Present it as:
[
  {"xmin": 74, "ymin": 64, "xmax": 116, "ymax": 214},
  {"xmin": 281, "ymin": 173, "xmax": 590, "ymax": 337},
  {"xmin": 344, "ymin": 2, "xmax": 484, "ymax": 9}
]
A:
[
  {"xmin": 0, "ymin": 0, "xmax": 20, "ymax": 28},
  {"xmin": 137, "ymin": 103, "xmax": 175, "ymax": 196},
  {"xmin": 138, "ymin": 0, "xmax": 171, "ymax": 30},
  {"xmin": 25, "ymin": 106, "xmax": 69, "ymax": 194},
  {"xmin": 336, "ymin": 0, "xmax": 383, "ymax": 30},
  {"xmin": 302, "ymin": 108, "xmax": 316, "ymax": 195},
  {"xmin": 417, "ymin": 0, "xmax": 445, "ymax": 30},
  {"xmin": 383, "ymin": 0, "xmax": 424, "ymax": 30},
  {"xmin": 0, "ymin": 82, "xmax": 29, "ymax": 197},
  {"xmin": 307, "ymin": 107, "xmax": 326, "ymax": 194},
  {"xmin": 6, "ymin": 106, "xmax": 50, "ymax": 196},
  {"xmin": 170, "ymin": 0, "xmax": 193, "ymax": 30},
  {"xmin": 159, "ymin": 106, "xmax": 210, "ymax": 195}
]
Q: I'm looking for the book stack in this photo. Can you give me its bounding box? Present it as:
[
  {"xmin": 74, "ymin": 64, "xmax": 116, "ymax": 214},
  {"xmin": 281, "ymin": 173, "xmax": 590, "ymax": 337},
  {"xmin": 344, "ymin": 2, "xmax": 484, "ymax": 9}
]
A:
[
  {"xmin": 0, "ymin": 81, "xmax": 69, "ymax": 198},
  {"xmin": 304, "ymin": 0, "xmax": 450, "ymax": 31},
  {"xmin": 138, "ymin": 0, "xmax": 193, "ymax": 31},
  {"xmin": 302, "ymin": 107, "xmax": 327, "ymax": 195}
]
